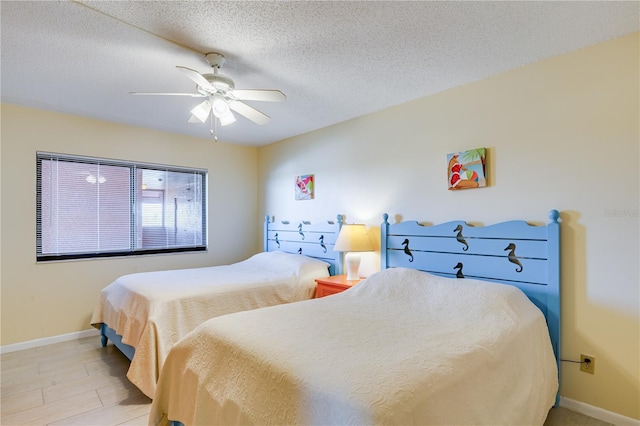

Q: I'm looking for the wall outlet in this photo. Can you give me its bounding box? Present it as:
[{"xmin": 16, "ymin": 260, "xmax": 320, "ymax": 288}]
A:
[{"xmin": 580, "ymin": 354, "xmax": 595, "ymax": 374}]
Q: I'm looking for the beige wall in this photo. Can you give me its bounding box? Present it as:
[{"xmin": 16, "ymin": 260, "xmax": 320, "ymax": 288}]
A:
[
  {"xmin": 1, "ymin": 105, "xmax": 259, "ymax": 345},
  {"xmin": 258, "ymin": 33, "xmax": 639, "ymax": 419}
]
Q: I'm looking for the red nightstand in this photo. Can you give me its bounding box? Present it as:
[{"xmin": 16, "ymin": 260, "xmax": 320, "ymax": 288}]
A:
[{"xmin": 315, "ymin": 274, "xmax": 364, "ymax": 298}]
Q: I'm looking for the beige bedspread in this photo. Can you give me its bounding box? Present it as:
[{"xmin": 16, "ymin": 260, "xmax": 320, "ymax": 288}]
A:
[
  {"xmin": 150, "ymin": 267, "xmax": 558, "ymax": 426},
  {"xmin": 90, "ymin": 251, "xmax": 329, "ymax": 398}
]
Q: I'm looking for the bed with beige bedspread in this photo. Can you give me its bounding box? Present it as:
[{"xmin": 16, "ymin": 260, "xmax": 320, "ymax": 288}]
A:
[
  {"xmin": 150, "ymin": 267, "xmax": 558, "ymax": 425},
  {"xmin": 90, "ymin": 251, "xmax": 330, "ymax": 398}
]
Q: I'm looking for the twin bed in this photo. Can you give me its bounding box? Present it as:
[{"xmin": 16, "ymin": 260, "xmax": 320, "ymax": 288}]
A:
[
  {"xmin": 90, "ymin": 215, "xmax": 343, "ymax": 398},
  {"xmin": 149, "ymin": 210, "xmax": 561, "ymax": 425}
]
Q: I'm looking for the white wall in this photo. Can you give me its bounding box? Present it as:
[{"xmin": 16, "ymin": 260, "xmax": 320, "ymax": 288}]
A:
[
  {"xmin": 258, "ymin": 33, "xmax": 639, "ymax": 420},
  {"xmin": 0, "ymin": 104, "xmax": 259, "ymax": 345}
]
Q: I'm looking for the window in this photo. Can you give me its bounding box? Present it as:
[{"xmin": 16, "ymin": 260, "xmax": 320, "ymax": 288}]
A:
[{"xmin": 36, "ymin": 152, "xmax": 207, "ymax": 261}]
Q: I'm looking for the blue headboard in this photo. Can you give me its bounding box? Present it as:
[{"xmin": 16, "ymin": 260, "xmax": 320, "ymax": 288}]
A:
[
  {"xmin": 381, "ymin": 210, "xmax": 560, "ymax": 400},
  {"xmin": 264, "ymin": 215, "xmax": 344, "ymax": 276}
]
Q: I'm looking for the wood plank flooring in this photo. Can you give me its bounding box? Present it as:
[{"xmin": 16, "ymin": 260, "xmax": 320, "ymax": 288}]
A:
[
  {"xmin": 1, "ymin": 337, "xmax": 150, "ymax": 425},
  {"xmin": 1, "ymin": 335, "xmax": 614, "ymax": 425}
]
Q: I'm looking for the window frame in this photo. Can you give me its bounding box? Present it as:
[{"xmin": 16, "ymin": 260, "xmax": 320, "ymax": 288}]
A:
[{"xmin": 36, "ymin": 151, "xmax": 208, "ymax": 262}]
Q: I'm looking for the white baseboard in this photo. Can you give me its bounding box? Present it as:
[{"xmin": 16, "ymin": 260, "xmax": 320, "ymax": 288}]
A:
[
  {"xmin": 560, "ymin": 396, "xmax": 640, "ymax": 426},
  {"xmin": 0, "ymin": 328, "xmax": 101, "ymax": 354}
]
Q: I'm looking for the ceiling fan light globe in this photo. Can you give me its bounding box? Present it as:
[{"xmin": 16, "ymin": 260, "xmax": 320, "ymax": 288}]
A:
[
  {"xmin": 190, "ymin": 100, "xmax": 211, "ymax": 123},
  {"xmin": 212, "ymin": 96, "xmax": 230, "ymax": 117},
  {"xmin": 219, "ymin": 111, "xmax": 236, "ymax": 126}
]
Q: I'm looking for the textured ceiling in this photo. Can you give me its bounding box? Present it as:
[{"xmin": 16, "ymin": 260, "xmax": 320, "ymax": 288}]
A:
[{"xmin": 2, "ymin": 1, "xmax": 638, "ymax": 146}]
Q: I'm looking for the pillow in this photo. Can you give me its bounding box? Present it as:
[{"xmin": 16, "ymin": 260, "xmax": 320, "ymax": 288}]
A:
[{"xmin": 246, "ymin": 251, "xmax": 330, "ymax": 281}]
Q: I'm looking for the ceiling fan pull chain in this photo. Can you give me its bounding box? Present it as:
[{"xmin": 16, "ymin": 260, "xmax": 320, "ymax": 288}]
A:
[{"xmin": 210, "ymin": 109, "xmax": 218, "ymax": 142}]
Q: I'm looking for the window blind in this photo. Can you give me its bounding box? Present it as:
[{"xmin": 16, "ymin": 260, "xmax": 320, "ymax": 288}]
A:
[{"xmin": 36, "ymin": 152, "xmax": 207, "ymax": 261}]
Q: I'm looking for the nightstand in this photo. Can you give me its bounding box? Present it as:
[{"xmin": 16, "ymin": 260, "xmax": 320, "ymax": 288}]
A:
[{"xmin": 315, "ymin": 274, "xmax": 364, "ymax": 298}]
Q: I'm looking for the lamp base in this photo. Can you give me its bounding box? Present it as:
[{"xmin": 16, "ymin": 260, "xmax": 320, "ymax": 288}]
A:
[{"xmin": 344, "ymin": 252, "xmax": 361, "ymax": 281}]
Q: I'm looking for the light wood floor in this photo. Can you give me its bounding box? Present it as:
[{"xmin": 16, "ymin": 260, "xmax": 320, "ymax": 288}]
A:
[
  {"xmin": 1, "ymin": 336, "xmax": 613, "ymax": 426},
  {"xmin": 1, "ymin": 337, "xmax": 150, "ymax": 425}
]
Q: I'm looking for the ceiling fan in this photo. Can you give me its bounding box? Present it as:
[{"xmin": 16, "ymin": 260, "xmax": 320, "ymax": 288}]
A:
[{"xmin": 130, "ymin": 52, "xmax": 286, "ymax": 136}]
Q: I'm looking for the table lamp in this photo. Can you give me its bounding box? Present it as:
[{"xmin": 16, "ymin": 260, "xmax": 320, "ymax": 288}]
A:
[{"xmin": 334, "ymin": 224, "xmax": 374, "ymax": 280}]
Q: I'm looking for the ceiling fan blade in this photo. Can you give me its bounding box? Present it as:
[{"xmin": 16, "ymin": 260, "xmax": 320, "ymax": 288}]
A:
[
  {"xmin": 233, "ymin": 89, "xmax": 286, "ymax": 102},
  {"xmin": 176, "ymin": 66, "xmax": 215, "ymax": 91},
  {"xmin": 129, "ymin": 92, "xmax": 205, "ymax": 97},
  {"xmin": 228, "ymin": 101, "xmax": 270, "ymax": 125}
]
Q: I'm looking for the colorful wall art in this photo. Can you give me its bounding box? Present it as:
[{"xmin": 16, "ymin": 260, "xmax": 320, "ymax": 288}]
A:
[
  {"xmin": 447, "ymin": 148, "xmax": 487, "ymax": 190},
  {"xmin": 295, "ymin": 174, "xmax": 314, "ymax": 200}
]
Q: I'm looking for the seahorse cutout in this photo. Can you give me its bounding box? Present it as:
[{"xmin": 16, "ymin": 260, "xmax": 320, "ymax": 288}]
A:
[
  {"xmin": 453, "ymin": 262, "xmax": 465, "ymax": 278},
  {"xmin": 298, "ymin": 247, "xmax": 303, "ymax": 255},
  {"xmin": 319, "ymin": 235, "xmax": 327, "ymax": 253},
  {"xmin": 274, "ymin": 233, "xmax": 280, "ymax": 248},
  {"xmin": 402, "ymin": 238, "xmax": 414, "ymax": 262},
  {"xmin": 298, "ymin": 223, "xmax": 305, "ymax": 240},
  {"xmin": 504, "ymin": 243, "xmax": 523, "ymax": 272},
  {"xmin": 453, "ymin": 225, "xmax": 469, "ymax": 251}
]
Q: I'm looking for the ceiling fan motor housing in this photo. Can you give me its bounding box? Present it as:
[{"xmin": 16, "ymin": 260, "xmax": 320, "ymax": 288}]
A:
[
  {"xmin": 197, "ymin": 52, "xmax": 235, "ymax": 95},
  {"xmin": 202, "ymin": 74, "xmax": 235, "ymax": 93}
]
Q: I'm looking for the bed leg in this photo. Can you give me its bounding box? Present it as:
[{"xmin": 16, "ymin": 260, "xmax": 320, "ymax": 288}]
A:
[{"xmin": 100, "ymin": 323, "xmax": 108, "ymax": 347}]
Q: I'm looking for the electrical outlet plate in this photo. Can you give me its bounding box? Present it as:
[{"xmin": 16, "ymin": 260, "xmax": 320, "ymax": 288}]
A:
[{"xmin": 580, "ymin": 354, "xmax": 595, "ymax": 374}]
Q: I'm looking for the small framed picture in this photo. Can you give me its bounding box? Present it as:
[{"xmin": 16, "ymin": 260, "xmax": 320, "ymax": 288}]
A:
[
  {"xmin": 295, "ymin": 174, "xmax": 314, "ymax": 200},
  {"xmin": 447, "ymin": 148, "xmax": 487, "ymax": 190}
]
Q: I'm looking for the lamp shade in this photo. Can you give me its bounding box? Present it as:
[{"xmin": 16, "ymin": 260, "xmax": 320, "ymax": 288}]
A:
[
  {"xmin": 334, "ymin": 224, "xmax": 373, "ymax": 281},
  {"xmin": 334, "ymin": 224, "xmax": 373, "ymax": 252}
]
